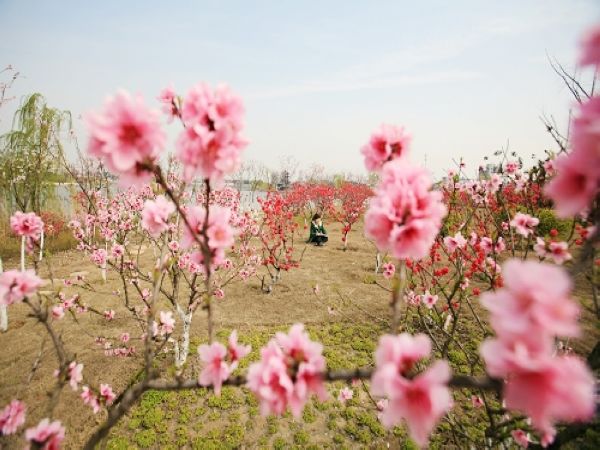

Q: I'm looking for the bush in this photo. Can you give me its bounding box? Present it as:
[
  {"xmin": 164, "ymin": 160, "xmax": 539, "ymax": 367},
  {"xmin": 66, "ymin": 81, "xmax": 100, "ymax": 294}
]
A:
[{"xmin": 536, "ymin": 208, "xmax": 571, "ymax": 237}]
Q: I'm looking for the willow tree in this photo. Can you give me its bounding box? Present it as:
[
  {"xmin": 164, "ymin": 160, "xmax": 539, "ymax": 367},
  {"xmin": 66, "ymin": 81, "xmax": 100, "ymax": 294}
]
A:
[{"xmin": 0, "ymin": 93, "xmax": 72, "ymax": 214}]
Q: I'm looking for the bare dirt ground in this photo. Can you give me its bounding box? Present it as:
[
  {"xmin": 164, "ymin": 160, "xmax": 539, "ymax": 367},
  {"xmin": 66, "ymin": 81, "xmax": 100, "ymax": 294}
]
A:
[
  {"xmin": 0, "ymin": 222, "xmax": 393, "ymax": 448},
  {"xmin": 0, "ymin": 221, "xmax": 598, "ymax": 449}
]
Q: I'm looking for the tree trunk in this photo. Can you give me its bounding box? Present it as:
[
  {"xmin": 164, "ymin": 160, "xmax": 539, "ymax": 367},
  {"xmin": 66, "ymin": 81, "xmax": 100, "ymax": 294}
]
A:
[
  {"xmin": 0, "ymin": 258, "xmax": 7, "ymax": 332},
  {"xmin": 174, "ymin": 306, "xmax": 193, "ymax": 372},
  {"xmin": 38, "ymin": 228, "xmax": 44, "ymax": 262}
]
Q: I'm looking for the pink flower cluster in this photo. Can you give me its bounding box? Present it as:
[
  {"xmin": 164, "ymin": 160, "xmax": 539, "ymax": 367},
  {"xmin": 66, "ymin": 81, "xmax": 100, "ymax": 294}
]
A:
[
  {"xmin": 25, "ymin": 418, "xmax": 65, "ymax": 449},
  {"xmin": 81, "ymin": 384, "xmax": 115, "ymax": 414},
  {"xmin": 580, "ymin": 24, "xmax": 600, "ymax": 68},
  {"xmin": 197, "ymin": 330, "xmax": 251, "ymax": 395},
  {"xmin": 365, "ymin": 159, "xmax": 447, "ymax": 260},
  {"xmin": 247, "ymin": 324, "xmax": 328, "ymax": 417},
  {"xmin": 382, "ymin": 262, "xmax": 395, "ymax": 279},
  {"xmin": 480, "ymin": 260, "xmax": 595, "ymax": 444},
  {"xmin": 177, "ymin": 83, "xmax": 247, "ymax": 183},
  {"xmin": 68, "ymin": 361, "xmax": 83, "ymax": 390},
  {"xmin": 141, "ymin": 195, "xmax": 175, "ymax": 238},
  {"xmin": 509, "ymin": 213, "xmax": 539, "ymax": 237},
  {"xmin": 154, "ymin": 311, "xmax": 175, "ymax": 336},
  {"xmin": 0, "ymin": 399, "xmax": 26, "ymax": 435},
  {"xmin": 86, "ymin": 91, "xmax": 165, "ymax": 186},
  {"xmin": 534, "ymin": 238, "xmax": 572, "ymax": 265},
  {"xmin": 182, "ymin": 205, "xmax": 236, "ymax": 271},
  {"xmin": 90, "ymin": 248, "xmax": 107, "ymax": 267},
  {"xmin": 443, "ymin": 231, "xmax": 467, "ymax": 253},
  {"xmin": 361, "ymin": 124, "xmax": 411, "ymax": 172},
  {"xmin": 371, "ymin": 333, "xmax": 452, "ymax": 447},
  {"xmin": 0, "ymin": 270, "xmax": 43, "ymax": 306},
  {"xmin": 10, "ymin": 211, "xmax": 44, "ymax": 241},
  {"xmin": 545, "ymin": 25, "xmax": 600, "ymax": 217}
]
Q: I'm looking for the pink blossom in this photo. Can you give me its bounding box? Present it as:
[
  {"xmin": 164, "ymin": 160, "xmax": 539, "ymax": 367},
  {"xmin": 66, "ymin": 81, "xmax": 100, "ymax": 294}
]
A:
[
  {"xmin": 502, "ymin": 355, "xmax": 594, "ymax": 440},
  {"xmin": 158, "ymin": 311, "xmax": 175, "ymax": 335},
  {"xmin": 121, "ymin": 332, "xmax": 130, "ymax": 343},
  {"xmin": 471, "ymin": 395, "xmax": 483, "ymax": 408},
  {"xmin": 157, "ymin": 86, "xmax": 178, "ymax": 121},
  {"xmin": 512, "ymin": 429, "xmax": 530, "ymax": 448},
  {"xmin": 487, "ymin": 173, "xmax": 502, "ymax": 194},
  {"xmin": 480, "ymin": 237, "xmax": 493, "ymax": 255},
  {"xmin": 52, "ymin": 305, "xmax": 65, "ymax": 320},
  {"xmin": 182, "ymin": 205, "xmax": 235, "ymax": 249},
  {"xmin": 545, "ymin": 97, "xmax": 600, "ymax": 217},
  {"xmin": 548, "ymin": 241, "xmax": 572, "ymax": 265},
  {"xmin": 213, "ymin": 288, "xmax": 225, "ymax": 299},
  {"xmin": 494, "ymin": 237, "xmax": 506, "ymax": 253},
  {"xmin": 81, "ymin": 386, "xmax": 100, "ymax": 414},
  {"xmin": 0, "ymin": 270, "xmax": 43, "ymax": 306},
  {"xmin": 198, "ymin": 342, "xmax": 230, "ymax": 395},
  {"xmin": 480, "ymin": 259, "xmax": 595, "ymax": 441},
  {"xmin": 10, "ymin": 211, "xmax": 44, "ymax": 240},
  {"xmin": 371, "ymin": 333, "xmax": 451, "ymax": 447},
  {"xmin": 374, "ymin": 334, "xmax": 432, "ymax": 376},
  {"xmin": 177, "ymin": 83, "xmax": 247, "ymax": 182},
  {"xmin": 534, "ymin": 237, "xmax": 547, "ymax": 258},
  {"xmin": 579, "ymin": 24, "xmax": 600, "ymax": 68},
  {"xmin": 510, "ymin": 213, "xmax": 539, "ymax": 237},
  {"xmin": 168, "ymin": 240, "xmax": 180, "ymax": 252},
  {"xmin": 141, "ymin": 195, "xmax": 175, "ymax": 238},
  {"xmin": 247, "ymin": 324, "xmax": 327, "ymax": 418},
  {"xmin": 25, "ymin": 418, "xmax": 65, "ymax": 450},
  {"xmin": 422, "ymin": 291, "xmax": 439, "ymax": 309},
  {"xmin": 365, "ymin": 159, "xmax": 446, "ymax": 260},
  {"xmin": 86, "ymin": 91, "xmax": 165, "ymax": 186},
  {"xmin": 505, "ymin": 161, "xmax": 519, "ymax": 174},
  {"xmin": 0, "ymin": 399, "xmax": 26, "ymax": 435},
  {"xmin": 227, "ymin": 330, "xmax": 251, "ymax": 369},
  {"xmin": 90, "ymin": 248, "xmax": 107, "ymax": 266},
  {"xmin": 361, "ymin": 124, "xmax": 411, "ymax": 172},
  {"xmin": 68, "ymin": 361, "xmax": 83, "ymax": 390},
  {"xmin": 100, "ymin": 384, "xmax": 116, "ymax": 405},
  {"xmin": 443, "ymin": 232, "xmax": 467, "ymax": 253},
  {"xmin": 246, "ymin": 341, "xmax": 293, "ymax": 416},
  {"xmin": 110, "ymin": 243, "xmax": 124, "ymax": 258},
  {"xmin": 382, "ymin": 262, "xmax": 396, "ymax": 279},
  {"xmin": 481, "ymin": 260, "xmax": 579, "ymax": 340},
  {"xmin": 104, "ymin": 310, "xmax": 115, "ymax": 321},
  {"xmin": 338, "ymin": 387, "xmax": 354, "ymax": 404}
]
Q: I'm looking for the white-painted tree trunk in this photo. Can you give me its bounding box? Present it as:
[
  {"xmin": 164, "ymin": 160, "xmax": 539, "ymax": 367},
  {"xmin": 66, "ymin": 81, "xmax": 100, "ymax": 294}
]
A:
[
  {"xmin": 375, "ymin": 252, "xmax": 382, "ymax": 274},
  {"xmin": 443, "ymin": 313, "xmax": 453, "ymax": 332},
  {"xmin": 38, "ymin": 228, "xmax": 44, "ymax": 262},
  {"xmin": 343, "ymin": 233, "xmax": 349, "ymax": 250},
  {"xmin": 174, "ymin": 305, "xmax": 193, "ymax": 372},
  {"xmin": 0, "ymin": 258, "xmax": 7, "ymax": 332}
]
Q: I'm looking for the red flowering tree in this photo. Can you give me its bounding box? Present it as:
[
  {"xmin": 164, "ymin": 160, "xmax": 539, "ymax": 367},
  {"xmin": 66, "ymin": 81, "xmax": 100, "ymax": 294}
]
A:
[
  {"xmin": 330, "ymin": 181, "xmax": 373, "ymax": 250},
  {"xmin": 257, "ymin": 191, "xmax": 301, "ymax": 292}
]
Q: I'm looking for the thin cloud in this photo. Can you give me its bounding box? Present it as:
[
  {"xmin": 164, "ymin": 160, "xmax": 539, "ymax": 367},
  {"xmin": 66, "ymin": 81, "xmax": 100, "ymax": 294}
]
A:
[{"xmin": 248, "ymin": 70, "xmax": 480, "ymax": 99}]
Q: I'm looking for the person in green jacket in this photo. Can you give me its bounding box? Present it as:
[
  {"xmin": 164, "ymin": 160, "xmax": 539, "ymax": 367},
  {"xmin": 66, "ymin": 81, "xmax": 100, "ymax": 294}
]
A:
[{"xmin": 308, "ymin": 213, "xmax": 328, "ymax": 246}]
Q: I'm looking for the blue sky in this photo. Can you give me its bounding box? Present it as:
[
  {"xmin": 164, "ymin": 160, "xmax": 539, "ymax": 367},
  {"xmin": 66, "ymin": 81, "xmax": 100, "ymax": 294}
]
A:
[{"xmin": 1, "ymin": 0, "xmax": 598, "ymax": 178}]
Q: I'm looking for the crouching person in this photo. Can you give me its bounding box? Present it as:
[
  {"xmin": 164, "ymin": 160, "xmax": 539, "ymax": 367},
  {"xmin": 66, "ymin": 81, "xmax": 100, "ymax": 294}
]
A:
[{"xmin": 308, "ymin": 213, "xmax": 328, "ymax": 246}]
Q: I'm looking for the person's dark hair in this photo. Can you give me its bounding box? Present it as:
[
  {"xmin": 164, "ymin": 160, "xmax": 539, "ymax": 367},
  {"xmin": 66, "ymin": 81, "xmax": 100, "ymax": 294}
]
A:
[{"xmin": 312, "ymin": 213, "xmax": 321, "ymax": 221}]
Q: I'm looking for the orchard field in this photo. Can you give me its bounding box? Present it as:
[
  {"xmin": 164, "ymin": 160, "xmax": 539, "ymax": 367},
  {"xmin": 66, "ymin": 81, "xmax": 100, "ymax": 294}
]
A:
[{"xmin": 1, "ymin": 13, "xmax": 600, "ymax": 450}]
